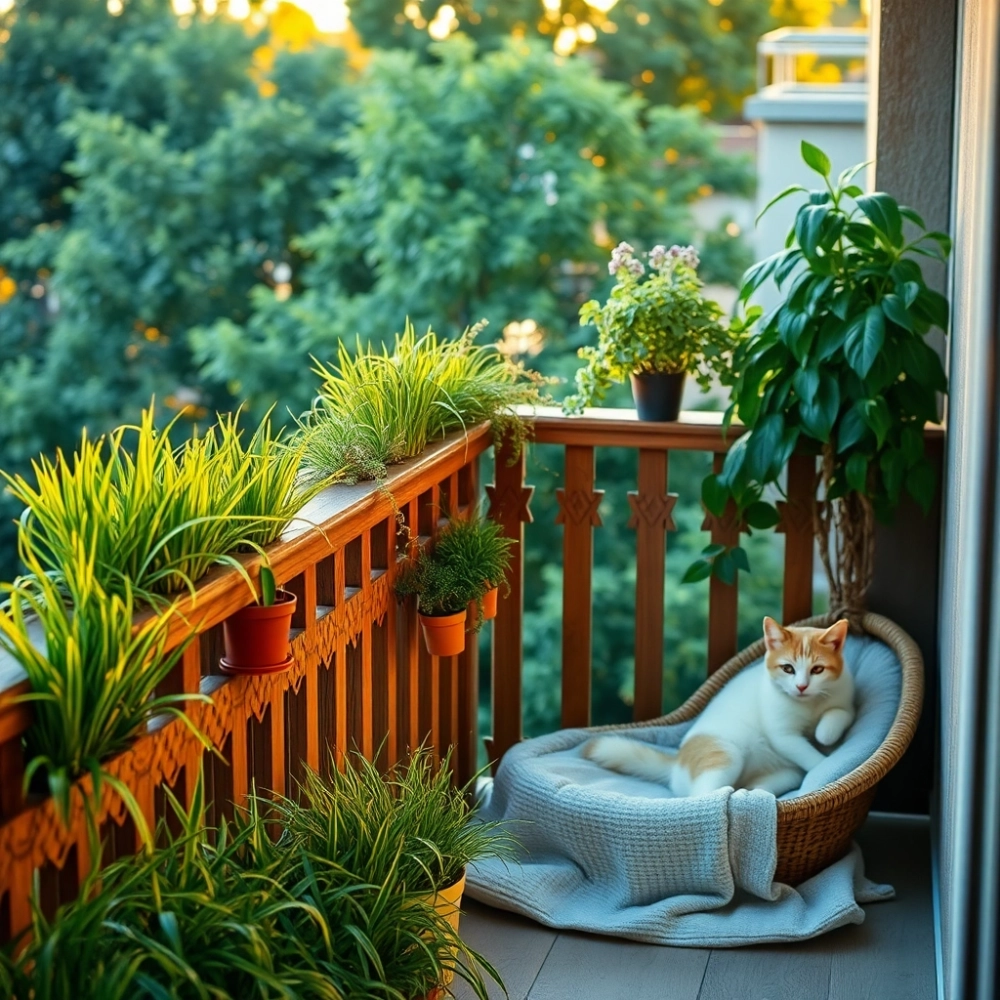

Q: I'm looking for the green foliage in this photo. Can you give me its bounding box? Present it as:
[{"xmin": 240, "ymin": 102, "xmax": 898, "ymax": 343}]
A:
[
  {"xmin": 563, "ymin": 242, "xmax": 740, "ymax": 413},
  {"xmin": 0, "ymin": 541, "xmax": 203, "ymax": 838},
  {"xmin": 346, "ymin": 0, "xmax": 777, "ymax": 118},
  {"xmin": 4, "ymin": 407, "xmax": 324, "ymax": 602},
  {"xmin": 299, "ymin": 320, "xmax": 549, "ymax": 485},
  {"xmin": 0, "ymin": 0, "xmax": 354, "ymax": 577},
  {"xmin": 192, "ymin": 38, "xmax": 752, "ymax": 416},
  {"xmin": 691, "ymin": 142, "xmax": 949, "ymax": 581},
  {"xmin": 274, "ymin": 747, "xmax": 511, "ymax": 892},
  {"xmin": 397, "ymin": 509, "xmax": 516, "ymax": 621},
  {"xmin": 396, "ymin": 547, "xmax": 485, "ymax": 618},
  {"xmin": 2, "ymin": 773, "xmax": 494, "ymax": 1000},
  {"xmin": 434, "ymin": 508, "xmax": 516, "ymax": 591}
]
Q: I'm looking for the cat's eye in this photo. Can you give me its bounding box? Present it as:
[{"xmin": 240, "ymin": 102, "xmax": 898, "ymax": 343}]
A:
[
  {"xmin": 781, "ymin": 664, "xmax": 795, "ymax": 674},
  {"xmin": 811, "ymin": 664, "xmax": 826, "ymax": 675}
]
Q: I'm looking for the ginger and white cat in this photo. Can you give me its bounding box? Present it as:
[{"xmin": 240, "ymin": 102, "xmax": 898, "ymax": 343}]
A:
[{"xmin": 584, "ymin": 617, "xmax": 855, "ymax": 798}]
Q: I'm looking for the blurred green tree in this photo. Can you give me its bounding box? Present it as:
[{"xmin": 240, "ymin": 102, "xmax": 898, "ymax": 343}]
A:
[
  {"xmin": 191, "ymin": 37, "xmax": 752, "ymax": 417},
  {"xmin": 0, "ymin": 0, "xmax": 353, "ymax": 572},
  {"xmin": 345, "ymin": 0, "xmax": 818, "ymax": 119}
]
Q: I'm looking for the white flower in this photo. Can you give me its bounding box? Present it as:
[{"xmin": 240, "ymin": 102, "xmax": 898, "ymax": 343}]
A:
[
  {"xmin": 667, "ymin": 244, "xmax": 700, "ymax": 270},
  {"xmin": 649, "ymin": 244, "xmax": 668, "ymax": 270},
  {"xmin": 627, "ymin": 258, "xmax": 645, "ymax": 277}
]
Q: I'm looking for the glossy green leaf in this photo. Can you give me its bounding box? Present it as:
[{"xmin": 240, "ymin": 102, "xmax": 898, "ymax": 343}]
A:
[
  {"xmin": 744, "ymin": 414, "xmax": 785, "ymax": 481},
  {"xmin": 744, "ymin": 502, "xmax": 780, "ymax": 530},
  {"xmin": 801, "ymin": 141, "xmax": 831, "ymax": 178},
  {"xmin": 792, "ymin": 366, "xmax": 820, "ymax": 405},
  {"xmin": 845, "ymin": 451, "xmax": 870, "ymax": 493},
  {"xmin": 799, "ymin": 371, "xmax": 840, "ymax": 442},
  {"xmin": 900, "ymin": 338, "xmax": 948, "ymax": 391},
  {"xmin": 845, "ymin": 305, "xmax": 885, "ymax": 378},
  {"xmin": 863, "ymin": 397, "xmax": 892, "ymax": 449},
  {"xmin": 899, "ymin": 205, "xmax": 927, "ymax": 229},
  {"xmin": 756, "ymin": 183, "xmax": 808, "ymax": 224},
  {"xmin": 701, "ymin": 474, "xmax": 729, "ymax": 518},
  {"xmin": 855, "ymin": 192, "xmax": 904, "ymax": 247},
  {"xmin": 881, "ymin": 293, "xmax": 914, "ymax": 332},
  {"xmin": 836, "ymin": 401, "xmax": 869, "ymax": 453},
  {"xmin": 713, "ymin": 549, "xmax": 737, "ymax": 586},
  {"xmin": 682, "ymin": 558, "xmax": 715, "ymax": 584},
  {"xmin": 731, "ymin": 546, "xmax": 752, "ymax": 572}
]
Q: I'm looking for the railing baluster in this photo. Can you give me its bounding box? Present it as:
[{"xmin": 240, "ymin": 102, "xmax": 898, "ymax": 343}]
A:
[
  {"xmin": 628, "ymin": 449, "xmax": 678, "ymax": 720},
  {"xmin": 556, "ymin": 445, "xmax": 603, "ymax": 728},
  {"xmin": 705, "ymin": 453, "xmax": 741, "ymax": 674},
  {"xmin": 457, "ymin": 457, "xmax": 480, "ymax": 785},
  {"xmin": 780, "ymin": 453, "xmax": 816, "ymax": 624},
  {"xmin": 487, "ymin": 436, "xmax": 533, "ymax": 765},
  {"xmin": 334, "ymin": 551, "xmax": 348, "ymax": 766}
]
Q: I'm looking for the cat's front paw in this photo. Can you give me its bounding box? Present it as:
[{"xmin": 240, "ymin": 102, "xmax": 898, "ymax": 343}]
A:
[{"xmin": 815, "ymin": 709, "xmax": 852, "ymax": 747}]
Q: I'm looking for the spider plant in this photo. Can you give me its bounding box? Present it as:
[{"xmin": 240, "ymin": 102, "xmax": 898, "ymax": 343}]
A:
[
  {"xmin": 0, "ymin": 538, "xmax": 207, "ymax": 839},
  {"xmin": 4, "ymin": 406, "xmax": 326, "ymax": 604},
  {"xmin": 1, "ymin": 777, "xmax": 341, "ymax": 999},
  {"xmin": 298, "ymin": 320, "xmax": 548, "ymax": 485},
  {"xmin": 275, "ymin": 747, "xmax": 512, "ymax": 894},
  {"xmin": 3, "ymin": 773, "xmax": 504, "ymax": 1000}
]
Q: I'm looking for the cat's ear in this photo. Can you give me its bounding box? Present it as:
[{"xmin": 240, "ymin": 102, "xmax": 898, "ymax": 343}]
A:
[
  {"xmin": 820, "ymin": 619, "xmax": 849, "ymax": 652},
  {"xmin": 763, "ymin": 616, "xmax": 788, "ymax": 650}
]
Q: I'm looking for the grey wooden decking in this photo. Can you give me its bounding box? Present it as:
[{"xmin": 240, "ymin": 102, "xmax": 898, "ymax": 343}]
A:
[{"xmin": 455, "ymin": 813, "xmax": 935, "ymax": 1000}]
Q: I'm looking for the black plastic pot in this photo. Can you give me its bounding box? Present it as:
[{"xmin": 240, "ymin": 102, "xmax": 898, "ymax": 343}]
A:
[{"xmin": 629, "ymin": 370, "xmax": 686, "ymax": 422}]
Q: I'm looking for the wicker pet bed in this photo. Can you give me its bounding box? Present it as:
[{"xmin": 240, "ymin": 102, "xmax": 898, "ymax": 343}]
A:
[{"xmin": 608, "ymin": 611, "xmax": 924, "ymax": 886}]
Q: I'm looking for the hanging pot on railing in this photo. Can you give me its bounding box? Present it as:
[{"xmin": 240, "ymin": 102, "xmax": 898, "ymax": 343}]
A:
[
  {"xmin": 629, "ymin": 370, "xmax": 686, "ymax": 422},
  {"xmin": 419, "ymin": 609, "xmax": 467, "ymax": 657},
  {"xmin": 480, "ymin": 584, "xmax": 499, "ymax": 621},
  {"xmin": 221, "ymin": 590, "xmax": 297, "ymax": 675}
]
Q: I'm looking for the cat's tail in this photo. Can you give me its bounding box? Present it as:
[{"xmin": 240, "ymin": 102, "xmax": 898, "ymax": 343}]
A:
[{"xmin": 582, "ymin": 735, "xmax": 676, "ymax": 786}]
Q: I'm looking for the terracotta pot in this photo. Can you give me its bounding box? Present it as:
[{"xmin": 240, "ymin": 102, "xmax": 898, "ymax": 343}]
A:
[
  {"xmin": 629, "ymin": 370, "xmax": 686, "ymax": 422},
  {"xmin": 221, "ymin": 590, "xmax": 297, "ymax": 675},
  {"xmin": 481, "ymin": 585, "xmax": 499, "ymax": 621},
  {"xmin": 419, "ymin": 869, "xmax": 466, "ymax": 990},
  {"xmin": 419, "ymin": 610, "xmax": 467, "ymax": 656}
]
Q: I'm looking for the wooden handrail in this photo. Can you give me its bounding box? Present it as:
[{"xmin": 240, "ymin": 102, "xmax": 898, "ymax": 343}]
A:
[
  {"xmin": 0, "ymin": 425, "xmax": 491, "ymax": 942},
  {"xmin": 484, "ymin": 409, "xmax": 945, "ymax": 766}
]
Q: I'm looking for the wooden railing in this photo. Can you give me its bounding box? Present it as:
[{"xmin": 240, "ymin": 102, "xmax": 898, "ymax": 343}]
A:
[
  {"xmin": 0, "ymin": 408, "xmax": 944, "ymax": 945},
  {"xmin": 0, "ymin": 426, "xmax": 491, "ymax": 943},
  {"xmin": 483, "ymin": 407, "xmax": 819, "ymax": 764}
]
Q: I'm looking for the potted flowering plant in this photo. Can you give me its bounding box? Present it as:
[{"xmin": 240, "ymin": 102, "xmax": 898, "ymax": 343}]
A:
[{"xmin": 563, "ymin": 243, "xmax": 739, "ymax": 421}]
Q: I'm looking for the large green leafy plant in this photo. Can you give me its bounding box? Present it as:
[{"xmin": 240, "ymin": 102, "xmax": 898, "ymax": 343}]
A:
[
  {"xmin": 688, "ymin": 142, "xmax": 949, "ymax": 611},
  {"xmin": 563, "ymin": 243, "xmax": 738, "ymax": 414}
]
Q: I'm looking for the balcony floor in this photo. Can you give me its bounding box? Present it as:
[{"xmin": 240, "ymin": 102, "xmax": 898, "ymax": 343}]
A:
[{"xmin": 456, "ymin": 813, "xmax": 935, "ymax": 1000}]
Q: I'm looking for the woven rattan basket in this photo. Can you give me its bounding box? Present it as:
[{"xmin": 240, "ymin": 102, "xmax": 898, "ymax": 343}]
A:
[{"xmin": 603, "ymin": 611, "xmax": 924, "ymax": 886}]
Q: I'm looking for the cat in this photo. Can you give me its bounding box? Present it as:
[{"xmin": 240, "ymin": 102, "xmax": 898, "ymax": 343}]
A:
[{"xmin": 583, "ymin": 617, "xmax": 855, "ymax": 798}]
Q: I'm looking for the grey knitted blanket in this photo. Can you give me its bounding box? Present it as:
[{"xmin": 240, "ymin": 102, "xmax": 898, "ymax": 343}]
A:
[{"xmin": 466, "ymin": 635, "xmax": 901, "ymax": 946}]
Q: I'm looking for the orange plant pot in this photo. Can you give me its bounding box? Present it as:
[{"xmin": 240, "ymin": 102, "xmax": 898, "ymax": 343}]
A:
[
  {"xmin": 419, "ymin": 610, "xmax": 467, "ymax": 656},
  {"xmin": 481, "ymin": 586, "xmax": 498, "ymax": 621},
  {"xmin": 221, "ymin": 590, "xmax": 297, "ymax": 675}
]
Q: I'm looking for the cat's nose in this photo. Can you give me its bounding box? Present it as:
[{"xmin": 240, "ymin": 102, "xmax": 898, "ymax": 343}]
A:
[{"xmin": 796, "ymin": 683, "xmax": 808, "ymax": 693}]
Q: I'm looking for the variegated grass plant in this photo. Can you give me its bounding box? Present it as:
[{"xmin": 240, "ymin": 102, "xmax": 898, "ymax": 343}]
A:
[
  {"xmin": 1, "ymin": 774, "xmax": 504, "ymax": 1000},
  {"xmin": 298, "ymin": 320, "xmax": 548, "ymax": 485},
  {"xmin": 0, "ymin": 539, "xmax": 207, "ymax": 839},
  {"xmin": 4, "ymin": 406, "xmax": 326, "ymax": 604},
  {"xmin": 272, "ymin": 746, "xmax": 513, "ymax": 894}
]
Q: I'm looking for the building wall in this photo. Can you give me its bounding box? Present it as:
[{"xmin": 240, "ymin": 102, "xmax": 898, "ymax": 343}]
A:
[{"xmin": 867, "ymin": 0, "xmax": 957, "ymax": 819}]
